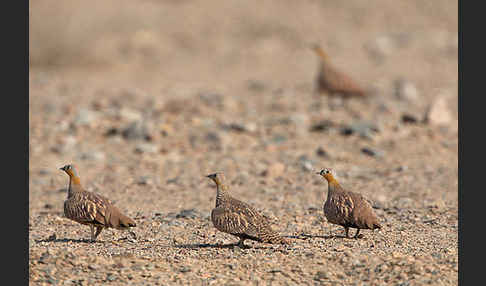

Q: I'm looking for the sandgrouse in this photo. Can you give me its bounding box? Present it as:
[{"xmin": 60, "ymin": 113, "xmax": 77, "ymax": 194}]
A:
[
  {"xmin": 317, "ymin": 168, "xmax": 381, "ymax": 238},
  {"xmin": 312, "ymin": 44, "xmax": 367, "ymax": 98},
  {"xmin": 206, "ymin": 172, "xmax": 289, "ymax": 248},
  {"xmin": 60, "ymin": 164, "xmax": 136, "ymax": 241}
]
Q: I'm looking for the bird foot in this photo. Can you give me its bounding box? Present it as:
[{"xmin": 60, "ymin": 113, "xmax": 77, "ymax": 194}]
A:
[
  {"xmin": 129, "ymin": 231, "xmax": 137, "ymax": 240},
  {"xmin": 234, "ymin": 241, "xmax": 250, "ymax": 250}
]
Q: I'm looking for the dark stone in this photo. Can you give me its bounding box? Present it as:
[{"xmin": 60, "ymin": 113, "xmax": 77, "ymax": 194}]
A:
[
  {"xmin": 401, "ymin": 113, "xmax": 419, "ymax": 124},
  {"xmin": 104, "ymin": 127, "xmax": 119, "ymax": 136},
  {"xmin": 361, "ymin": 147, "xmax": 384, "ymax": 158},
  {"xmin": 316, "ymin": 147, "xmax": 329, "ymax": 157},
  {"xmin": 310, "ymin": 120, "xmax": 334, "ymax": 132},
  {"xmin": 175, "ymin": 209, "xmax": 201, "ymax": 219}
]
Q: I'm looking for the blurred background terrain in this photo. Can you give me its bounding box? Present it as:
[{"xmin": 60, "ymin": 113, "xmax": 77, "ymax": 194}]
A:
[{"xmin": 29, "ymin": 0, "xmax": 458, "ymax": 285}]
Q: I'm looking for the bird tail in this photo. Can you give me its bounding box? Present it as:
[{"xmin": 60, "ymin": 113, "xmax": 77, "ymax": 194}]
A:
[
  {"xmin": 108, "ymin": 207, "xmax": 136, "ymax": 229},
  {"xmin": 119, "ymin": 213, "xmax": 136, "ymax": 228}
]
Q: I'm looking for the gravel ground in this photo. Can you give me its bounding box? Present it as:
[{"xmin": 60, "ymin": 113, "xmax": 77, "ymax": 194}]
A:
[{"xmin": 29, "ymin": 0, "xmax": 458, "ymax": 285}]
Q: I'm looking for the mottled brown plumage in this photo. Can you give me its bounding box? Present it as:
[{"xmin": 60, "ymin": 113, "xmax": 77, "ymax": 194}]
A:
[
  {"xmin": 312, "ymin": 44, "xmax": 367, "ymax": 98},
  {"xmin": 206, "ymin": 173, "xmax": 289, "ymax": 248},
  {"xmin": 60, "ymin": 164, "xmax": 136, "ymax": 241},
  {"xmin": 317, "ymin": 168, "xmax": 381, "ymax": 238}
]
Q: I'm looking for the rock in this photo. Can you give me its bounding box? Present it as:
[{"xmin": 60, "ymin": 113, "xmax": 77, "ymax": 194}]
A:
[
  {"xmin": 78, "ymin": 150, "xmax": 106, "ymax": 162},
  {"xmin": 204, "ymin": 132, "xmax": 223, "ymax": 150},
  {"xmin": 375, "ymin": 194, "xmax": 388, "ymax": 207},
  {"xmin": 395, "ymin": 197, "xmax": 414, "ymax": 208},
  {"xmin": 361, "ymin": 147, "xmax": 385, "ymax": 158},
  {"xmin": 247, "ymin": 79, "xmax": 266, "ymax": 92},
  {"xmin": 159, "ymin": 123, "xmax": 174, "ymax": 136},
  {"xmin": 51, "ymin": 136, "xmax": 77, "ymax": 154},
  {"xmin": 198, "ymin": 92, "xmax": 224, "ymax": 109},
  {"xmin": 104, "ymin": 127, "xmax": 119, "ymax": 137},
  {"xmin": 175, "ymin": 209, "xmax": 202, "ymax": 219},
  {"xmin": 424, "ymin": 96, "xmax": 453, "ymax": 126},
  {"xmin": 166, "ymin": 177, "xmax": 179, "ymax": 184},
  {"xmin": 269, "ymin": 134, "xmax": 287, "ymax": 144},
  {"xmin": 395, "ymin": 165, "xmax": 408, "ymax": 172},
  {"xmin": 316, "ymin": 147, "xmax": 329, "ymax": 158},
  {"xmin": 310, "ymin": 120, "xmax": 334, "ymax": 132},
  {"xmin": 314, "ymin": 271, "xmax": 328, "ymax": 281},
  {"xmin": 366, "ymin": 35, "xmax": 394, "ymax": 64},
  {"xmin": 401, "ymin": 113, "xmax": 419, "ymax": 124},
  {"xmin": 73, "ymin": 109, "xmax": 98, "ymax": 127},
  {"xmin": 233, "ymin": 171, "xmax": 249, "ymax": 185},
  {"xmin": 39, "ymin": 251, "xmax": 50, "ymax": 264},
  {"xmin": 298, "ymin": 155, "xmax": 314, "ymax": 172},
  {"xmin": 134, "ymin": 143, "xmax": 158, "ymax": 154},
  {"xmin": 136, "ymin": 176, "xmax": 153, "ymax": 185},
  {"xmin": 122, "ymin": 121, "xmax": 151, "ymax": 141},
  {"xmin": 394, "ymin": 79, "xmax": 419, "ymax": 102},
  {"xmin": 224, "ymin": 122, "xmax": 257, "ymax": 133},
  {"xmin": 179, "ymin": 266, "xmax": 191, "ymax": 273},
  {"xmin": 106, "ymin": 274, "xmax": 117, "ymax": 282},
  {"xmin": 289, "ymin": 114, "xmax": 309, "ymax": 130},
  {"xmin": 118, "ymin": 108, "xmax": 142, "ymax": 122},
  {"xmin": 301, "ymin": 160, "xmax": 313, "ymax": 172},
  {"xmin": 38, "ymin": 169, "xmax": 50, "ymax": 175},
  {"xmin": 262, "ymin": 163, "xmax": 286, "ymax": 178},
  {"xmin": 341, "ymin": 121, "xmax": 380, "ymax": 138}
]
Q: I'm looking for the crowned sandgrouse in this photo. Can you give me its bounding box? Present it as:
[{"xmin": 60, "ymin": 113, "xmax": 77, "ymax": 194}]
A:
[
  {"xmin": 206, "ymin": 172, "xmax": 289, "ymax": 248},
  {"xmin": 60, "ymin": 164, "xmax": 136, "ymax": 241},
  {"xmin": 312, "ymin": 44, "xmax": 367, "ymax": 98},
  {"xmin": 317, "ymin": 168, "xmax": 381, "ymax": 238}
]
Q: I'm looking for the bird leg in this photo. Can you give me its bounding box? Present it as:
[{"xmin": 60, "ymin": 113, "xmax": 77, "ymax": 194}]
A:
[
  {"xmin": 236, "ymin": 238, "xmax": 248, "ymax": 249},
  {"xmin": 128, "ymin": 230, "xmax": 137, "ymax": 240},
  {"xmin": 353, "ymin": 229, "xmax": 362, "ymax": 239},
  {"xmin": 344, "ymin": 227, "xmax": 350, "ymax": 238},
  {"xmin": 89, "ymin": 225, "xmax": 96, "ymax": 242},
  {"xmin": 94, "ymin": 226, "xmax": 103, "ymax": 240}
]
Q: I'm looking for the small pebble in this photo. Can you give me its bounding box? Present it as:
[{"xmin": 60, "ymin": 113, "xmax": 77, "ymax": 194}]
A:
[{"xmin": 361, "ymin": 147, "xmax": 385, "ymax": 158}]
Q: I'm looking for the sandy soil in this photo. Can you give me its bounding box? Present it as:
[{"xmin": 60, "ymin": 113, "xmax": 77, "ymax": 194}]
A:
[{"xmin": 29, "ymin": 0, "xmax": 458, "ymax": 285}]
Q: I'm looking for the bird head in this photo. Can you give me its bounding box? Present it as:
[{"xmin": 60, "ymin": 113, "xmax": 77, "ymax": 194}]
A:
[
  {"xmin": 310, "ymin": 43, "xmax": 329, "ymax": 61},
  {"xmin": 59, "ymin": 164, "xmax": 78, "ymax": 177},
  {"xmin": 206, "ymin": 172, "xmax": 225, "ymax": 185},
  {"xmin": 316, "ymin": 168, "xmax": 336, "ymax": 182}
]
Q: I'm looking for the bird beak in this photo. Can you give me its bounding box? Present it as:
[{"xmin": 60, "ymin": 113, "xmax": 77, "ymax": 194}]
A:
[{"xmin": 315, "ymin": 172, "xmax": 321, "ymax": 174}]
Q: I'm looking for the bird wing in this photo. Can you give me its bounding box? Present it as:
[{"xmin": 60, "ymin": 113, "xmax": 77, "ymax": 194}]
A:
[
  {"xmin": 348, "ymin": 192, "xmax": 381, "ymax": 229},
  {"xmin": 211, "ymin": 205, "xmax": 263, "ymax": 239},
  {"xmin": 333, "ymin": 192, "xmax": 355, "ymax": 217},
  {"xmin": 320, "ymin": 64, "xmax": 364, "ymax": 95},
  {"xmin": 64, "ymin": 192, "xmax": 110, "ymax": 225}
]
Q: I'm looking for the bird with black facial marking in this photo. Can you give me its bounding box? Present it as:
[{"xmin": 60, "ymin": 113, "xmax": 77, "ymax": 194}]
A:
[
  {"xmin": 59, "ymin": 164, "xmax": 136, "ymax": 242},
  {"xmin": 206, "ymin": 172, "xmax": 289, "ymax": 248},
  {"xmin": 317, "ymin": 168, "xmax": 381, "ymax": 239}
]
